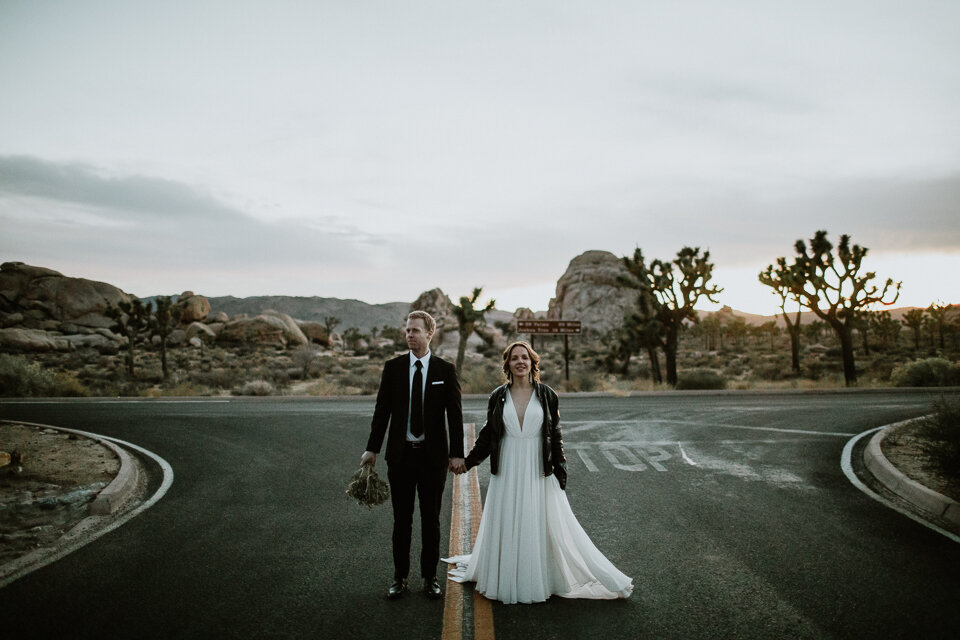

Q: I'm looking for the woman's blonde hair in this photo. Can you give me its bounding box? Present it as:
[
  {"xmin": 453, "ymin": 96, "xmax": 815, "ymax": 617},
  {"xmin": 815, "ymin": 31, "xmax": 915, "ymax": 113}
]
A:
[{"xmin": 502, "ymin": 341, "xmax": 541, "ymax": 383}]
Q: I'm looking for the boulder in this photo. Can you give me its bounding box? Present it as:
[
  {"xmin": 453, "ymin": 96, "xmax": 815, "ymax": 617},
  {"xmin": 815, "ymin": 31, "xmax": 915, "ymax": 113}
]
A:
[
  {"xmin": 0, "ymin": 328, "xmax": 71, "ymax": 352},
  {"xmin": 298, "ymin": 321, "xmax": 331, "ymax": 346},
  {"xmin": 176, "ymin": 291, "xmax": 212, "ymax": 323},
  {"xmin": 547, "ymin": 250, "xmax": 635, "ymax": 335},
  {"xmin": 0, "ymin": 312, "xmax": 24, "ymax": 328},
  {"xmin": 208, "ymin": 311, "xmax": 229, "ymax": 323},
  {"xmin": 0, "ymin": 261, "xmax": 131, "ymax": 329},
  {"xmin": 62, "ymin": 333, "xmax": 119, "ymax": 352},
  {"xmin": 185, "ymin": 321, "xmax": 217, "ymax": 342},
  {"xmin": 217, "ymin": 310, "xmax": 308, "ymax": 348}
]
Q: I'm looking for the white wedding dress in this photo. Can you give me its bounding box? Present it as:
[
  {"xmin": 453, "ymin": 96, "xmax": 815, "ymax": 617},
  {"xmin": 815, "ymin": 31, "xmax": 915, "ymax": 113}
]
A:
[{"xmin": 443, "ymin": 389, "xmax": 633, "ymax": 604}]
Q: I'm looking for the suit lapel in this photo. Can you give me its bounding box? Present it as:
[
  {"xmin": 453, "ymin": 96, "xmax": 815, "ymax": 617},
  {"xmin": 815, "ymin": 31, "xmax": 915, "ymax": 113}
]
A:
[{"xmin": 396, "ymin": 355, "xmax": 409, "ymax": 420}]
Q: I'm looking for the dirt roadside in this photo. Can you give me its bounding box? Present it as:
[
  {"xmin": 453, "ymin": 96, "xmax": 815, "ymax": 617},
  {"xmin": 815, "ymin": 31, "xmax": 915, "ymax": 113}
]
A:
[
  {"xmin": 881, "ymin": 420, "xmax": 960, "ymax": 503},
  {"xmin": 0, "ymin": 422, "xmax": 120, "ymax": 565}
]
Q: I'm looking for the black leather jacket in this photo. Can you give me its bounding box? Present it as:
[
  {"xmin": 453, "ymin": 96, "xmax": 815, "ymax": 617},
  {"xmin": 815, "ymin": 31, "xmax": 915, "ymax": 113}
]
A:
[{"xmin": 464, "ymin": 382, "xmax": 567, "ymax": 489}]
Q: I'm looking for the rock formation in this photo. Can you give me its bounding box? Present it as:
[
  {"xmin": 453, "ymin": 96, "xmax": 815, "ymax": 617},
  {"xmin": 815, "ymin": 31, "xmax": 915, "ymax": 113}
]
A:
[
  {"xmin": 546, "ymin": 250, "xmax": 635, "ymax": 335},
  {"xmin": 297, "ymin": 321, "xmax": 332, "ymax": 347},
  {"xmin": 175, "ymin": 291, "xmax": 212, "ymax": 323},
  {"xmin": 0, "ymin": 262, "xmax": 130, "ymax": 352},
  {"xmin": 217, "ymin": 310, "xmax": 308, "ymax": 348},
  {"xmin": 410, "ymin": 288, "xmax": 456, "ymax": 341},
  {"xmin": 0, "ymin": 262, "xmax": 131, "ymax": 331}
]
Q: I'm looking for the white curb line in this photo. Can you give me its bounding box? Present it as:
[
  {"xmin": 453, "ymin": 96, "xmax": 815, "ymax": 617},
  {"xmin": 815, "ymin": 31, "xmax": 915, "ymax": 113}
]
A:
[
  {"xmin": 863, "ymin": 422, "xmax": 960, "ymax": 529},
  {"xmin": 0, "ymin": 420, "xmax": 174, "ymax": 589}
]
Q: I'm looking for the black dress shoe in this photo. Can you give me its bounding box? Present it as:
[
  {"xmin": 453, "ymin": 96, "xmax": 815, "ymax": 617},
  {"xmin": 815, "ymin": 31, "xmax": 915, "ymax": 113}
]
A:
[
  {"xmin": 387, "ymin": 579, "xmax": 408, "ymax": 600},
  {"xmin": 424, "ymin": 577, "xmax": 443, "ymax": 600}
]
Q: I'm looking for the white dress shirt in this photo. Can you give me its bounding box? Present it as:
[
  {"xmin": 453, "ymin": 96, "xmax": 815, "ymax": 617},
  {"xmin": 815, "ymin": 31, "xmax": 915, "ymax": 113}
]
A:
[{"xmin": 407, "ymin": 350, "xmax": 430, "ymax": 442}]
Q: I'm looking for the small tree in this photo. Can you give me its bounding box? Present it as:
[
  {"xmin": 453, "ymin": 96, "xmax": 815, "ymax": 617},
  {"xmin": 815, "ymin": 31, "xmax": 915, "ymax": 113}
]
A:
[
  {"xmin": 106, "ymin": 299, "xmax": 152, "ymax": 378},
  {"xmin": 775, "ymin": 231, "xmax": 900, "ymax": 385},
  {"xmin": 323, "ymin": 316, "xmax": 341, "ymax": 335},
  {"xmin": 453, "ymin": 287, "xmax": 496, "ymax": 376},
  {"xmin": 759, "ymin": 261, "xmax": 805, "ymax": 374},
  {"xmin": 379, "ymin": 325, "xmax": 405, "ymax": 349},
  {"xmin": 927, "ymin": 302, "xmax": 951, "ymax": 350},
  {"xmin": 292, "ymin": 345, "xmax": 317, "ymax": 379},
  {"xmin": 699, "ymin": 315, "xmax": 722, "ymax": 351},
  {"xmin": 726, "ymin": 316, "xmax": 749, "ymax": 349},
  {"xmin": 903, "ymin": 309, "xmax": 925, "ymax": 350},
  {"xmin": 758, "ymin": 320, "xmax": 780, "ymax": 351},
  {"xmin": 150, "ymin": 296, "xmax": 181, "ymax": 380},
  {"xmin": 342, "ymin": 327, "xmax": 363, "ymax": 350},
  {"xmin": 870, "ymin": 310, "xmax": 900, "ymax": 348}
]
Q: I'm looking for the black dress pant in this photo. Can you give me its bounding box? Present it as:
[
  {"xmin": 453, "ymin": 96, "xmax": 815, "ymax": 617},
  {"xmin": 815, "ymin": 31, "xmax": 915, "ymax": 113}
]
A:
[{"xmin": 387, "ymin": 445, "xmax": 447, "ymax": 581}]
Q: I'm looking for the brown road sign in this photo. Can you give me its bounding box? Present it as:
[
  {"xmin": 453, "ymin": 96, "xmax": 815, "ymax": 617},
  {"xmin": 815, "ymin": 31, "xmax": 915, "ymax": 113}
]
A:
[{"xmin": 517, "ymin": 320, "xmax": 582, "ymax": 335}]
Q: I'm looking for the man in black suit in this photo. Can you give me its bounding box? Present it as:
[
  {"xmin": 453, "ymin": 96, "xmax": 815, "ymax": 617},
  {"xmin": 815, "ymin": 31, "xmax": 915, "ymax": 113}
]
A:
[{"xmin": 361, "ymin": 310, "xmax": 464, "ymax": 600}]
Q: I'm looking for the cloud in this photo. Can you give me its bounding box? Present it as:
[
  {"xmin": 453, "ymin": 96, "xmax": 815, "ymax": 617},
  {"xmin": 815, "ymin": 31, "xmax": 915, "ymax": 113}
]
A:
[
  {"xmin": 0, "ymin": 155, "xmax": 395, "ymax": 292},
  {"xmin": 0, "ymin": 155, "xmax": 239, "ymax": 220}
]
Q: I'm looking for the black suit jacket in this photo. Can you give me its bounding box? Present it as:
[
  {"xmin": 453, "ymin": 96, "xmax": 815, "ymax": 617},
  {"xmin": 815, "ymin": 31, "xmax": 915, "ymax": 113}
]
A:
[{"xmin": 366, "ymin": 353, "xmax": 464, "ymax": 465}]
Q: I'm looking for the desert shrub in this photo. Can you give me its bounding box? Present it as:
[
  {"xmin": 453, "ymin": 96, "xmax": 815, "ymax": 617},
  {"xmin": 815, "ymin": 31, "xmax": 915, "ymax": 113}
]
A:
[
  {"xmin": 341, "ymin": 367, "xmax": 382, "ymax": 394},
  {"xmin": 235, "ymin": 379, "xmax": 276, "ymax": 396},
  {"xmin": 459, "ymin": 363, "xmax": 504, "ymax": 394},
  {"xmin": 890, "ymin": 358, "xmax": 960, "ymax": 387},
  {"xmin": 916, "ymin": 394, "xmax": 960, "ymax": 472},
  {"xmin": 146, "ymin": 382, "xmax": 210, "ymax": 397},
  {"xmin": 0, "ymin": 354, "xmax": 89, "ymax": 397},
  {"xmin": 675, "ymin": 368, "xmax": 726, "ymax": 390},
  {"xmin": 559, "ymin": 369, "xmax": 600, "ymax": 392},
  {"xmin": 753, "ymin": 362, "xmax": 790, "ymax": 381},
  {"xmin": 191, "ymin": 369, "xmax": 240, "ymax": 389}
]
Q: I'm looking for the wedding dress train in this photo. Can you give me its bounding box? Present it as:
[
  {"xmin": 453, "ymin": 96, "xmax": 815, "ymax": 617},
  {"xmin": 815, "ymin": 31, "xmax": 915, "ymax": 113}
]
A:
[{"xmin": 443, "ymin": 389, "xmax": 633, "ymax": 604}]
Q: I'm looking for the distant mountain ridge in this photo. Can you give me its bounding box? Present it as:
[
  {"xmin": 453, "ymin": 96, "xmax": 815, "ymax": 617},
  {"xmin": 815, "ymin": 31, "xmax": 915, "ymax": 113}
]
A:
[{"xmin": 203, "ymin": 295, "xmax": 410, "ymax": 332}]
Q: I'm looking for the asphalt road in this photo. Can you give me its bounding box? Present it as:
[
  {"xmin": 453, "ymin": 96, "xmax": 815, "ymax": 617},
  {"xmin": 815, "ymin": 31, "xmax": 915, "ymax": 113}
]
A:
[{"xmin": 1, "ymin": 390, "xmax": 958, "ymax": 640}]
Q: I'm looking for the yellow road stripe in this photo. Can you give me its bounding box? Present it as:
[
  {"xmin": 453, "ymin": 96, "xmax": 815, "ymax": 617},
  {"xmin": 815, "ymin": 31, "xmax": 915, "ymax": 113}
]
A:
[{"xmin": 441, "ymin": 423, "xmax": 495, "ymax": 640}]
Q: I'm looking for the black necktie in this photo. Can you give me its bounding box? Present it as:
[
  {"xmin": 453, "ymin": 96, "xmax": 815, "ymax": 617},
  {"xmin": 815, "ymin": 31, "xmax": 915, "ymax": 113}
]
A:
[{"xmin": 411, "ymin": 360, "xmax": 424, "ymax": 437}]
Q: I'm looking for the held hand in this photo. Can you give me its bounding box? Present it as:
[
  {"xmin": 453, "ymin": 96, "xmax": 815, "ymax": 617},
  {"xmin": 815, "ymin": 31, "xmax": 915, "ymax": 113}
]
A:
[
  {"xmin": 360, "ymin": 451, "xmax": 376, "ymax": 467},
  {"xmin": 449, "ymin": 457, "xmax": 466, "ymax": 474}
]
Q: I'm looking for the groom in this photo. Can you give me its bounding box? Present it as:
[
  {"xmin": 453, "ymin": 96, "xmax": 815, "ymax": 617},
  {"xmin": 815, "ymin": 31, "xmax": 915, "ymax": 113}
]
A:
[{"xmin": 361, "ymin": 310, "xmax": 464, "ymax": 600}]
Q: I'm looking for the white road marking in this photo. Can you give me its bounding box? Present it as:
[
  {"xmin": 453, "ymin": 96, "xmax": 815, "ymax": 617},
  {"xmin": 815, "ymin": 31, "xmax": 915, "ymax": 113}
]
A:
[
  {"xmin": 564, "ymin": 419, "xmax": 855, "ymax": 438},
  {"xmin": 0, "ymin": 424, "xmax": 175, "ymax": 588},
  {"xmin": 575, "ymin": 449, "xmax": 599, "ymax": 472},
  {"xmin": 677, "ymin": 443, "xmax": 697, "ymax": 466}
]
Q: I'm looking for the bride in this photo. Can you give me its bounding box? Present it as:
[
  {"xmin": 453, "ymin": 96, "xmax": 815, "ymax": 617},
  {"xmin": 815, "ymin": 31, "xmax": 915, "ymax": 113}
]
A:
[{"xmin": 444, "ymin": 341, "xmax": 633, "ymax": 604}]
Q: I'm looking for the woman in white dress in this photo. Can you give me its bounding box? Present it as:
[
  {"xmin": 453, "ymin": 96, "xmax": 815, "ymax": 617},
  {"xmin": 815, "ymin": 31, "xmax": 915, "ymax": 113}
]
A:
[{"xmin": 444, "ymin": 341, "xmax": 633, "ymax": 604}]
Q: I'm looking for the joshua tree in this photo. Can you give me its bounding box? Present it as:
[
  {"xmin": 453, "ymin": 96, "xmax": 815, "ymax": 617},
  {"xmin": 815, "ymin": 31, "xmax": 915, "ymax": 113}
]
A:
[
  {"xmin": 758, "ymin": 320, "xmax": 780, "ymax": 351},
  {"xmin": 106, "ymin": 298, "xmax": 152, "ymax": 378},
  {"xmin": 927, "ymin": 302, "xmax": 951, "ymax": 349},
  {"xmin": 453, "ymin": 287, "xmax": 496, "ymax": 376},
  {"xmin": 150, "ymin": 296, "xmax": 181, "ymax": 380},
  {"xmin": 870, "ymin": 310, "xmax": 900, "ymax": 348},
  {"xmin": 773, "ymin": 231, "xmax": 900, "ymax": 385},
  {"xmin": 323, "ymin": 316, "xmax": 341, "ymax": 335},
  {"xmin": 623, "ymin": 247, "xmax": 723, "ymax": 385},
  {"xmin": 759, "ymin": 261, "xmax": 805, "ymax": 373},
  {"xmin": 618, "ymin": 249, "xmax": 666, "ymax": 383},
  {"xmin": 903, "ymin": 308, "xmax": 925, "ymax": 350}
]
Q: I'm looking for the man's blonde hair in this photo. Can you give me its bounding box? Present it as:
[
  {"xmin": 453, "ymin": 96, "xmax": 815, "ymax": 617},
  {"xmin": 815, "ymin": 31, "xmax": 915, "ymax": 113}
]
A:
[{"xmin": 407, "ymin": 310, "xmax": 437, "ymax": 334}]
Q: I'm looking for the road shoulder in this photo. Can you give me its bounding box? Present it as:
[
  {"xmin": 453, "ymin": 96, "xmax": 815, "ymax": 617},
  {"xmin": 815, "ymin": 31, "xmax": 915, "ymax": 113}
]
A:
[{"xmin": 861, "ymin": 419, "xmax": 960, "ymax": 536}]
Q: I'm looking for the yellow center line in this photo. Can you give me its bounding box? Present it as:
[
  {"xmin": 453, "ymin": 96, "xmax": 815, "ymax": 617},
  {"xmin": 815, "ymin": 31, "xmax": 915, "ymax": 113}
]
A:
[{"xmin": 442, "ymin": 423, "xmax": 495, "ymax": 640}]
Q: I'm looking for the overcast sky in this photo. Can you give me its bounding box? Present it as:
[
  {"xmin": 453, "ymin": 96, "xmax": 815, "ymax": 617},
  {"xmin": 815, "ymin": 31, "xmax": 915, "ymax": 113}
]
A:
[{"xmin": 2, "ymin": 0, "xmax": 958, "ymax": 316}]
